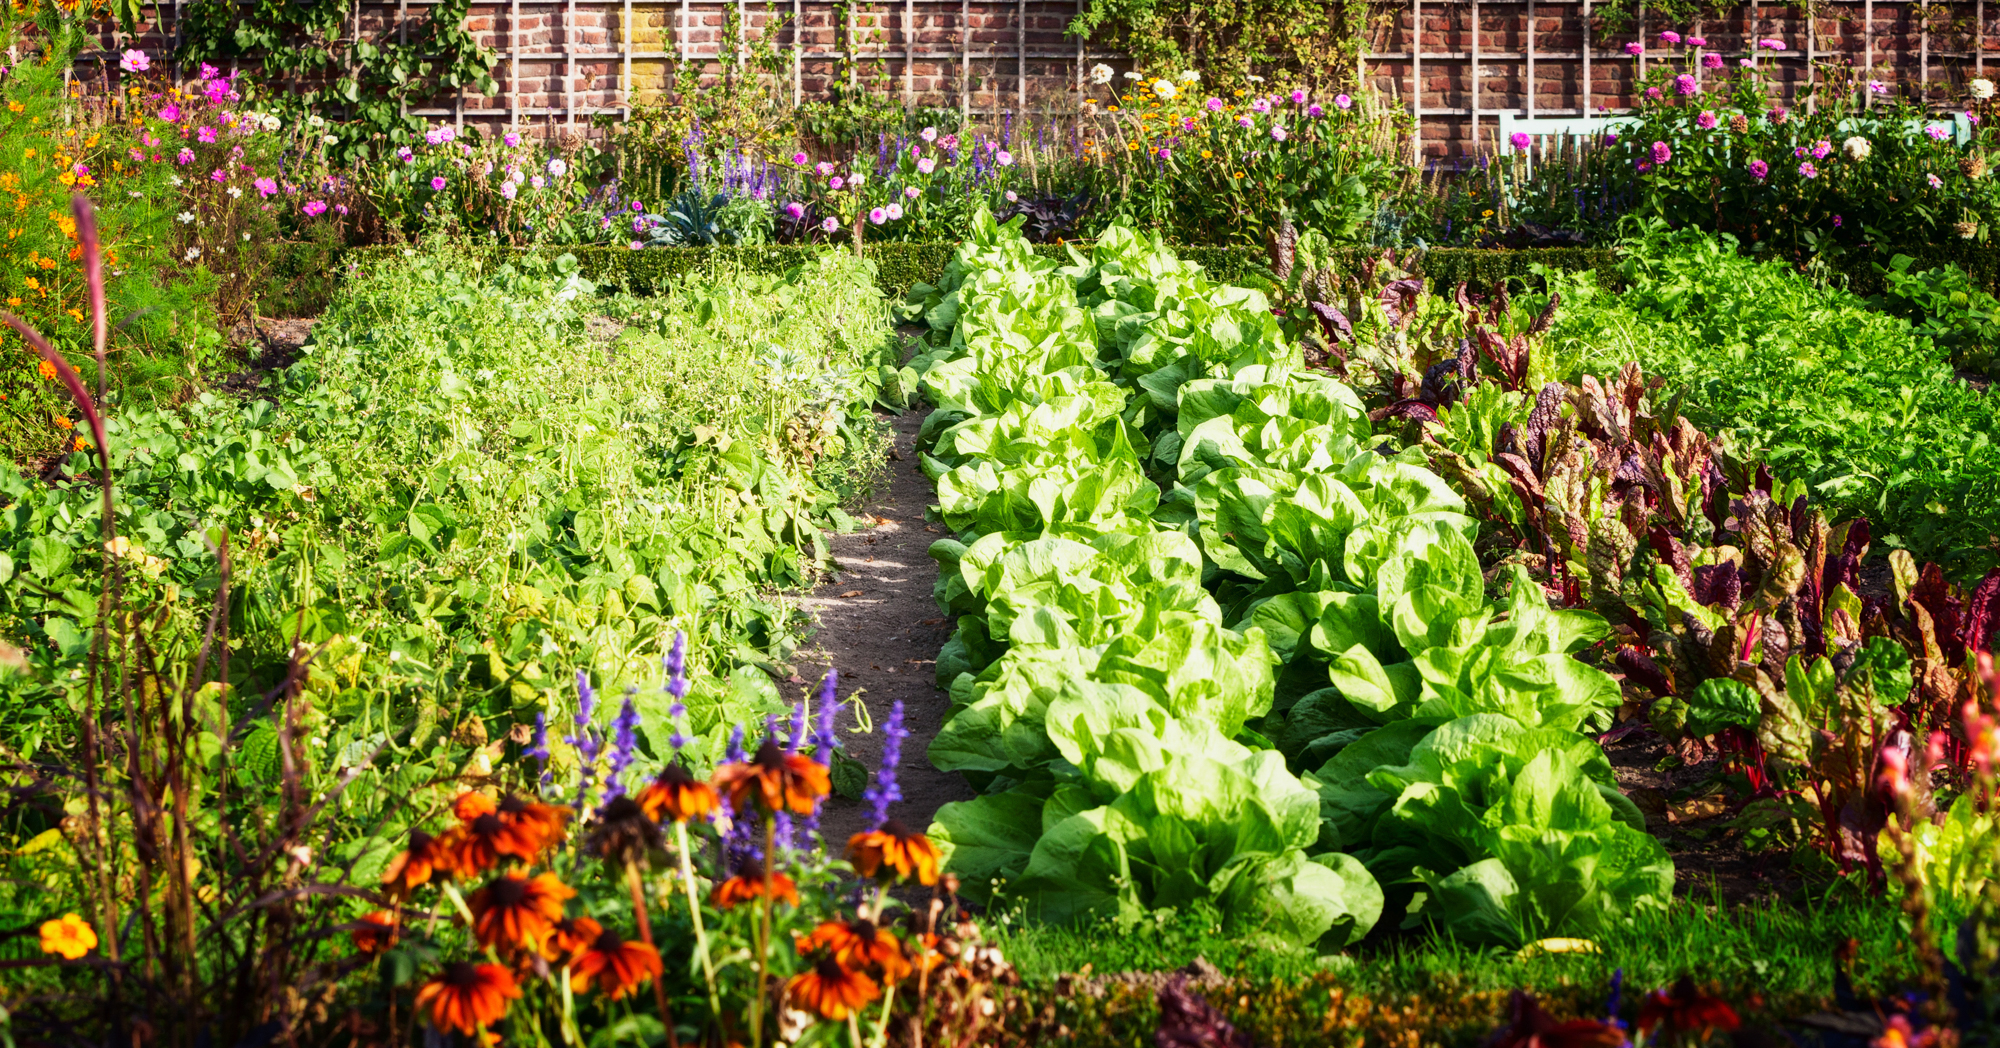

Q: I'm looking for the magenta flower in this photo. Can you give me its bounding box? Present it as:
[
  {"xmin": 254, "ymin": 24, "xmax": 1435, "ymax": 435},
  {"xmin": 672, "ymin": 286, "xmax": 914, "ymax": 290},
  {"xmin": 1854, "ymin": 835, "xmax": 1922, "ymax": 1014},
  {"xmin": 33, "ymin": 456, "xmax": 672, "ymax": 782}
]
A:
[
  {"xmin": 1249, "ymin": 97, "xmax": 1272, "ymax": 114},
  {"xmin": 1926, "ymin": 124, "xmax": 1951, "ymax": 140},
  {"xmin": 820, "ymin": 216, "xmax": 839, "ymax": 233},
  {"xmin": 785, "ymin": 201, "xmax": 806, "ymax": 220},
  {"xmin": 1702, "ymin": 53, "xmax": 1724, "ymax": 69},
  {"xmin": 1868, "ymin": 79, "xmax": 1889, "ymax": 94},
  {"xmin": 1289, "ymin": 89, "xmax": 1307, "ymax": 104},
  {"xmin": 920, "ymin": 126, "xmax": 937, "ymax": 142},
  {"xmin": 815, "ymin": 161, "xmax": 834, "ymax": 177},
  {"xmin": 176, "ymin": 148, "xmax": 194, "ymax": 165},
  {"xmin": 1695, "ymin": 110, "xmax": 1718, "ymax": 130},
  {"xmin": 1687, "ymin": 36, "xmax": 1708, "ymax": 46},
  {"xmin": 1794, "ymin": 145, "xmax": 1808, "ymax": 158},
  {"xmin": 904, "ymin": 185, "xmax": 920, "ymax": 199},
  {"xmin": 868, "ymin": 207, "xmax": 887, "ymax": 224},
  {"xmin": 1799, "ymin": 161, "xmax": 1819, "ymax": 178},
  {"xmin": 254, "ymin": 176, "xmax": 278, "ymax": 197},
  {"xmin": 119, "ymin": 49, "xmax": 149, "ymax": 73},
  {"xmin": 197, "ymin": 126, "xmax": 217, "ymax": 143},
  {"xmin": 1646, "ymin": 86, "xmax": 1663, "ymax": 100},
  {"xmin": 302, "ymin": 200, "xmax": 328, "ymax": 217},
  {"xmin": 1636, "ymin": 160, "xmax": 1653, "ymax": 173},
  {"xmin": 1308, "ymin": 103, "xmax": 1324, "ymax": 117},
  {"xmin": 501, "ymin": 180, "xmax": 517, "ymax": 200},
  {"xmin": 1237, "ymin": 115, "xmax": 1254, "ymax": 127},
  {"xmin": 505, "ymin": 132, "xmax": 522, "ymax": 147},
  {"xmin": 1674, "ymin": 73, "xmax": 1698, "ymax": 95},
  {"xmin": 1510, "ymin": 131, "xmax": 1532, "ymax": 149},
  {"xmin": 158, "ymin": 103, "xmax": 180, "ymax": 122},
  {"xmin": 209, "ymin": 168, "xmax": 227, "ymax": 183},
  {"xmin": 199, "ymin": 63, "xmax": 221, "ymax": 80},
  {"xmin": 1740, "ymin": 58, "xmax": 1756, "ymax": 68},
  {"xmin": 917, "ymin": 157, "xmax": 935, "ymax": 174},
  {"xmin": 1624, "ymin": 41, "xmax": 1644, "ymax": 56},
  {"xmin": 1759, "ymin": 38, "xmax": 1785, "ymax": 49},
  {"xmin": 430, "ymin": 175, "xmax": 447, "ymax": 190},
  {"xmin": 1748, "ymin": 159, "xmax": 1769, "ymax": 179},
  {"xmin": 1335, "ymin": 93, "xmax": 1352, "ymax": 109},
  {"xmin": 629, "ymin": 240, "xmax": 644, "ymax": 250},
  {"xmin": 1832, "ymin": 214, "xmax": 1843, "ymax": 227},
  {"xmin": 996, "ymin": 150, "xmax": 1013, "ymax": 166},
  {"xmin": 1651, "ymin": 140, "xmax": 1672, "ymax": 164},
  {"xmin": 1271, "ymin": 126, "xmax": 1288, "ymax": 141},
  {"xmin": 1660, "ymin": 30, "xmax": 1682, "ymax": 44},
  {"xmin": 1971, "ymin": 112, "xmax": 1984, "ymax": 126},
  {"xmin": 1205, "ymin": 96, "xmax": 1225, "ymax": 112},
  {"xmin": 1811, "ymin": 139, "xmax": 1832, "ymax": 158},
  {"xmin": 829, "ymin": 176, "xmax": 844, "ymax": 190}
]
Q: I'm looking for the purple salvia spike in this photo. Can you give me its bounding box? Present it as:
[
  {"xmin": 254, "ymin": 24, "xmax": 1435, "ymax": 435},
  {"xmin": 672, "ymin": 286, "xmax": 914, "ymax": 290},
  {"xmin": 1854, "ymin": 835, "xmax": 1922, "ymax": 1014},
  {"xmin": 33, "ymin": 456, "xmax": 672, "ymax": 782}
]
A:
[
  {"xmin": 604, "ymin": 686, "xmax": 641, "ymax": 798},
  {"xmin": 526, "ymin": 712, "xmax": 551, "ymax": 788},
  {"xmin": 862, "ymin": 700, "xmax": 907, "ymax": 829},
  {"xmin": 787, "ymin": 694, "xmax": 808, "ymax": 753}
]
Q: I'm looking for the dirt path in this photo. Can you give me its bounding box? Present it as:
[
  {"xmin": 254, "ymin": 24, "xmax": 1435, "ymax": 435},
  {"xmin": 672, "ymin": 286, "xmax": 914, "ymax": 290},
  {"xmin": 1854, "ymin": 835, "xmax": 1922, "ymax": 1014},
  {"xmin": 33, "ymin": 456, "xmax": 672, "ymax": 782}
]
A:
[{"xmin": 798, "ymin": 406, "xmax": 975, "ymax": 845}]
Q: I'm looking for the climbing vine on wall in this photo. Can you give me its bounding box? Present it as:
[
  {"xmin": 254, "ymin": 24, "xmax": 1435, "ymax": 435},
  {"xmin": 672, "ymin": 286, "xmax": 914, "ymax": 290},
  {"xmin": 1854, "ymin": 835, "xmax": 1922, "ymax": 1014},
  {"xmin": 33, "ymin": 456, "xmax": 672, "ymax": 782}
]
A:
[
  {"xmin": 174, "ymin": 0, "xmax": 497, "ymax": 146},
  {"xmin": 1068, "ymin": 0, "xmax": 1375, "ymax": 84}
]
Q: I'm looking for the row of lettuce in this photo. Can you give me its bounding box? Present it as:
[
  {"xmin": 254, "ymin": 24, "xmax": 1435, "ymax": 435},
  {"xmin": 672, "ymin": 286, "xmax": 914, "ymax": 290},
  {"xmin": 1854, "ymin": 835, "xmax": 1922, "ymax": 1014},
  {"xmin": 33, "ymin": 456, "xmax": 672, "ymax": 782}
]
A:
[{"xmin": 904, "ymin": 215, "xmax": 1673, "ymax": 949}]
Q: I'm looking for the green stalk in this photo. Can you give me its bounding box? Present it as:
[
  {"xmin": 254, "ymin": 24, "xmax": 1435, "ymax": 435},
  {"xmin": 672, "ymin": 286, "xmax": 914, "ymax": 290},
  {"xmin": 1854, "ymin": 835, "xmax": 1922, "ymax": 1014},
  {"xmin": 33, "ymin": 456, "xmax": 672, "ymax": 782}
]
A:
[
  {"xmin": 675, "ymin": 820, "xmax": 723, "ymax": 1020},
  {"xmin": 750, "ymin": 815, "xmax": 776, "ymax": 1048}
]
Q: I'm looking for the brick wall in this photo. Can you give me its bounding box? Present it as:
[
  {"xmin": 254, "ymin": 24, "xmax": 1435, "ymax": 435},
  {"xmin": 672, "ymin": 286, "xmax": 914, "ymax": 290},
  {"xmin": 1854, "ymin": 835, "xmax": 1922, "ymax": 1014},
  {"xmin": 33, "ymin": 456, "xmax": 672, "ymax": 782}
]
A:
[{"xmin": 73, "ymin": 0, "xmax": 2000, "ymax": 154}]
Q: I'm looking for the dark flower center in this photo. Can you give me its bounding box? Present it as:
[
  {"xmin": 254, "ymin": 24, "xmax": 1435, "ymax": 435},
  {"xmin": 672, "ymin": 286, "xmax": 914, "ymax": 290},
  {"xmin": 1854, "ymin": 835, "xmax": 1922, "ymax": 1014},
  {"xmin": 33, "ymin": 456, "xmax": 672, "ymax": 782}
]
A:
[
  {"xmin": 486, "ymin": 876, "xmax": 529, "ymax": 907},
  {"xmin": 407, "ymin": 829, "xmax": 434, "ymax": 851},
  {"xmin": 658, "ymin": 763, "xmax": 696, "ymax": 787},
  {"xmin": 815, "ymin": 956, "xmax": 847, "ymax": 980},
  {"xmin": 444, "ymin": 961, "xmax": 482, "ymax": 987},
  {"xmin": 471, "ymin": 813, "xmax": 503, "ymax": 837},
  {"xmin": 752, "ymin": 739, "xmax": 787, "ymax": 770},
  {"xmin": 598, "ymin": 795, "xmax": 645, "ymax": 822},
  {"xmin": 850, "ymin": 918, "xmax": 877, "ymax": 941},
  {"xmin": 592, "ymin": 929, "xmax": 626, "ymax": 953}
]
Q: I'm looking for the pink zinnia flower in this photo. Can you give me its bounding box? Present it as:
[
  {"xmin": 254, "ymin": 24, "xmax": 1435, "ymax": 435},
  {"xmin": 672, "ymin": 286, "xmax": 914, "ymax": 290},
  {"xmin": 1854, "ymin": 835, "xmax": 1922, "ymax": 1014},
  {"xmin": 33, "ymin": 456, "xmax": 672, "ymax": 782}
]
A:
[
  {"xmin": 1696, "ymin": 110, "xmax": 1718, "ymax": 129},
  {"xmin": 505, "ymin": 132, "xmax": 521, "ymax": 147},
  {"xmin": 1646, "ymin": 86, "xmax": 1663, "ymax": 100},
  {"xmin": 1510, "ymin": 131, "xmax": 1532, "ymax": 149},
  {"xmin": 1675, "ymin": 73, "xmax": 1698, "ymax": 95},
  {"xmin": 430, "ymin": 175, "xmax": 447, "ymax": 190},
  {"xmin": 1748, "ymin": 159, "xmax": 1769, "ymax": 179},
  {"xmin": 1624, "ymin": 41, "xmax": 1644, "ymax": 56},
  {"xmin": 1687, "ymin": 36, "xmax": 1707, "ymax": 46},
  {"xmin": 1799, "ymin": 161, "xmax": 1819, "ymax": 178},
  {"xmin": 1271, "ymin": 126, "xmax": 1287, "ymax": 141},
  {"xmin": 868, "ymin": 207, "xmax": 887, "ymax": 224},
  {"xmin": 1335, "ymin": 93, "xmax": 1352, "ymax": 109},
  {"xmin": 785, "ymin": 201, "xmax": 806, "ymax": 220},
  {"xmin": 1812, "ymin": 139, "xmax": 1832, "ymax": 158},
  {"xmin": 1651, "ymin": 140, "xmax": 1672, "ymax": 164},
  {"xmin": 1308, "ymin": 103, "xmax": 1324, "ymax": 117},
  {"xmin": 1206, "ymin": 97, "xmax": 1225, "ymax": 112},
  {"xmin": 816, "ymin": 161, "xmax": 834, "ymax": 176},
  {"xmin": 917, "ymin": 157, "xmax": 935, "ymax": 174},
  {"xmin": 885, "ymin": 202, "xmax": 903, "ymax": 220},
  {"xmin": 829, "ymin": 176, "xmax": 844, "ymax": 190},
  {"xmin": 1702, "ymin": 53, "xmax": 1724, "ymax": 69},
  {"xmin": 1660, "ymin": 30, "xmax": 1682, "ymax": 44},
  {"xmin": 820, "ymin": 216, "xmax": 839, "ymax": 232},
  {"xmin": 996, "ymin": 150, "xmax": 1013, "ymax": 166},
  {"xmin": 1289, "ymin": 89, "xmax": 1306, "ymax": 104},
  {"xmin": 920, "ymin": 126, "xmax": 937, "ymax": 142}
]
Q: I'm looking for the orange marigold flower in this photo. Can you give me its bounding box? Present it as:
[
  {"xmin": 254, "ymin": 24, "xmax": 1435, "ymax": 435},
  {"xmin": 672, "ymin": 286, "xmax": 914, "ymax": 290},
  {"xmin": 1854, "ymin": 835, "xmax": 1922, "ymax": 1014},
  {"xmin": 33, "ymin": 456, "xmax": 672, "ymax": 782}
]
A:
[
  {"xmin": 710, "ymin": 858, "xmax": 799, "ymax": 910},
  {"xmin": 73, "ymin": 435, "xmax": 89, "ymax": 452},
  {"xmin": 571, "ymin": 928, "xmax": 663, "ymax": 1000},
  {"xmin": 543, "ymin": 914, "xmax": 603, "ymax": 964},
  {"xmin": 796, "ymin": 917, "xmax": 909, "ymax": 981},
  {"xmin": 637, "ymin": 763, "xmax": 719, "ymax": 823},
  {"xmin": 381, "ymin": 829, "xmax": 450, "ymax": 895},
  {"xmin": 711, "ymin": 739, "xmax": 829, "ymax": 816},
  {"xmin": 38, "ymin": 913, "xmax": 96, "ymax": 959},
  {"xmin": 352, "ymin": 910, "xmax": 399, "ymax": 954},
  {"xmin": 54, "ymin": 417, "xmax": 72, "ymax": 430},
  {"xmin": 467, "ymin": 871, "xmax": 574, "ymax": 953},
  {"xmin": 37, "ymin": 359, "xmax": 57, "ymax": 380},
  {"xmin": 787, "ymin": 956, "xmax": 880, "ymax": 1021},
  {"xmin": 1638, "ymin": 977, "xmax": 1740, "ymax": 1040},
  {"xmin": 415, "ymin": 962, "xmax": 520, "ymax": 1035},
  {"xmin": 846, "ymin": 820, "xmax": 941, "ymax": 885}
]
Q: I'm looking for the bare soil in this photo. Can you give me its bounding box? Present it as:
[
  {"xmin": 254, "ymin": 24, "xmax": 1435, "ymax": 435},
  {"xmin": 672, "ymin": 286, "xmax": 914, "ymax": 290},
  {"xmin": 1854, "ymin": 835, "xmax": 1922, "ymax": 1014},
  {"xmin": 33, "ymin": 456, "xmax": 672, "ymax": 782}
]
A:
[
  {"xmin": 1604, "ymin": 728, "xmax": 1803, "ymax": 904},
  {"xmin": 797, "ymin": 405, "xmax": 976, "ymax": 845}
]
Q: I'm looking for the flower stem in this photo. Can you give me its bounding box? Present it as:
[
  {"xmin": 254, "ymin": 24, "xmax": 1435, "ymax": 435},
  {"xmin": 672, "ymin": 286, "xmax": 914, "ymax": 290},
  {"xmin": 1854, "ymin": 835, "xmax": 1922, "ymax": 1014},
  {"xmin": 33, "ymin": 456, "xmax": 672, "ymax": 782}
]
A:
[
  {"xmin": 751, "ymin": 815, "xmax": 776, "ymax": 1048},
  {"xmin": 625, "ymin": 857, "xmax": 681, "ymax": 1048},
  {"xmin": 676, "ymin": 820, "xmax": 723, "ymax": 1021}
]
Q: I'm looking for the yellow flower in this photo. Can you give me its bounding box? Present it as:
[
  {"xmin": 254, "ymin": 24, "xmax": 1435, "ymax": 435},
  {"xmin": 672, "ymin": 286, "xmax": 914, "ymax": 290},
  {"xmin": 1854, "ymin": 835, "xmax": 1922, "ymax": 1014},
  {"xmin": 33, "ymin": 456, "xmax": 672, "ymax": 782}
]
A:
[
  {"xmin": 40, "ymin": 914, "xmax": 96, "ymax": 959},
  {"xmin": 73, "ymin": 436, "xmax": 89, "ymax": 452},
  {"xmin": 1233, "ymin": 171, "xmax": 1245, "ymax": 179},
  {"xmin": 1234, "ymin": 89, "xmax": 1247, "ymax": 97},
  {"xmin": 4, "ymin": 101, "xmax": 22, "ymax": 113},
  {"xmin": 1201, "ymin": 150, "xmax": 1212, "ymax": 158},
  {"xmin": 1482, "ymin": 209, "xmax": 1495, "ymax": 217}
]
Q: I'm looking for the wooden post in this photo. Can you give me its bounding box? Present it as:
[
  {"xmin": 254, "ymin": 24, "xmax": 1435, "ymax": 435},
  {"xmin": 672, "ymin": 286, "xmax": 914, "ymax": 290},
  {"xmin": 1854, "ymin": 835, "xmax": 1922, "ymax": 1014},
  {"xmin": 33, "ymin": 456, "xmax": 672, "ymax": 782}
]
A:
[
  {"xmin": 1016, "ymin": 0, "xmax": 1025, "ymax": 112},
  {"xmin": 1581, "ymin": 0, "xmax": 1591, "ymax": 115},
  {"xmin": 1470, "ymin": 0, "xmax": 1480, "ymax": 150},
  {"xmin": 1525, "ymin": 0, "xmax": 1535, "ymax": 118},
  {"xmin": 1411, "ymin": 0, "xmax": 1421, "ymax": 163},
  {"xmin": 960, "ymin": 0, "xmax": 970, "ymax": 117}
]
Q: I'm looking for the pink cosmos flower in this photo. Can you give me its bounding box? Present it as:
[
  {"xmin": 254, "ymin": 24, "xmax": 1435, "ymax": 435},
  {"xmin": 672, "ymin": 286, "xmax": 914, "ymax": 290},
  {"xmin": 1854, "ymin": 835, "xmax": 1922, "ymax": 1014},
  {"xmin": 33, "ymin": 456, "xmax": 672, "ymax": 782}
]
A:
[
  {"xmin": 1926, "ymin": 124, "xmax": 1951, "ymax": 140},
  {"xmin": 199, "ymin": 63, "xmax": 221, "ymax": 80},
  {"xmin": 209, "ymin": 168, "xmax": 227, "ymax": 183},
  {"xmin": 120, "ymin": 50, "xmax": 149, "ymax": 73},
  {"xmin": 302, "ymin": 200, "xmax": 328, "ymax": 216},
  {"xmin": 254, "ymin": 177, "xmax": 278, "ymax": 197},
  {"xmin": 1811, "ymin": 139, "xmax": 1832, "ymax": 158},
  {"xmin": 1928, "ymin": 172, "xmax": 1945, "ymax": 188},
  {"xmin": 1832, "ymin": 214, "xmax": 1843, "ymax": 226},
  {"xmin": 197, "ymin": 126, "xmax": 217, "ymax": 143},
  {"xmin": 158, "ymin": 103, "xmax": 181, "ymax": 122},
  {"xmin": 1868, "ymin": 79, "xmax": 1888, "ymax": 94},
  {"xmin": 176, "ymin": 148, "xmax": 194, "ymax": 165}
]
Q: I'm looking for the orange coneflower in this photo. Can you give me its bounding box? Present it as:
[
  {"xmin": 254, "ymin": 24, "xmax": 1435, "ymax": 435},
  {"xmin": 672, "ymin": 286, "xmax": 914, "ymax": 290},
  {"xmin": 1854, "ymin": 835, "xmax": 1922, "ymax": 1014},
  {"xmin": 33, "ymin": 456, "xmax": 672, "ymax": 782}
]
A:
[
  {"xmin": 786, "ymin": 956, "xmax": 880, "ymax": 1021},
  {"xmin": 467, "ymin": 871, "xmax": 574, "ymax": 953},
  {"xmin": 415, "ymin": 962, "xmax": 520, "ymax": 1035},
  {"xmin": 846, "ymin": 819, "xmax": 941, "ymax": 885},
  {"xmin": 447, "ymin": 808, "xmax": 548, "ymax": 875},
  {"xmin": 711, "ymin": 739, "xmax": 829, "ymax": 816},
  {"xmin": 637, "ymin": 763, "xmax": 719, "ymax": 823},
  {"xmin": 542, "ymin": 914, "xmax": 604, "ymax": 965},
  {"xmin": 381, "ymin": 829, "xmax": 451, "ymax": 894},
  {"xmin": 570, "ymin": 928, "xmax": 663, "ymax": 1000},
  {"xmin": 351, "ymin": 910, "xmax": 399, "ymax": 955},
  {"xmin": 495, "ymin": 793, "xmax": 570, "ymax": 853},
  {"xmin": 796, "ymin": 917, "xmax": 910, "ymax": 981},
  {"xmin": 583, "ymin": 794, "xmax": 661, "ymax": 864},
  {"xmin": 710, "ymin": 858, "xmax": 799, "ymax": 910}
]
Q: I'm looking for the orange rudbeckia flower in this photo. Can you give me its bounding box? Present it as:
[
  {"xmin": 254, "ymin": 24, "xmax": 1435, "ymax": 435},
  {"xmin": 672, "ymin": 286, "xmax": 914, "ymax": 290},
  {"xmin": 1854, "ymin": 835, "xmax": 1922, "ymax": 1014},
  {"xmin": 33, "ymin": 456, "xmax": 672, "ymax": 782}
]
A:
[
  {"xmin": 710, "ymin": 858, "xmax": 799, "ymax": 910},
  {"xmin": 637, "ymin": 763, "xmax": 720, "ymax": 823},
  {"xmin": 352, "ymin": 910, "xmax": 399, "ymax": 955},
  {"xmin": 445, "ymin": 806, "xmax": 549, "ymax": 875},
  {"xmin": 416, "ymin": 962, "xmax": 521, "ymax": 1035},
  {"xmin": 796, "ymin": 917, "xmax": 910, "ymax": 981},
  {"xmin": 846, "ymin": 820, "xmax": 941, "ymax": 885},
  {"xmin": 38, "ymin": 913, "xmax": 96, "ymax": 959},
  {"xmin": 1638, "ymin": 978, "xmax": 1740, "ymax": 1040},
  {"xmin": 711, "ymin": 740, "xmax": 829, "ymax": 816},
  {"xmin": 571, "ymin": 929, "xmax": 663, "ymax": 1000},
  {"xmin": 787, "ymin": 956, "xmax": 879, "ymax": 1021},
  {"xmin": 467, "ymin": 871, "xmax": 574, "ymax": 953},
  {"xmin": 543, "ymin": 915, "xmax": 603, "ymax": 965},
  {"xmin": 381, "ymin": 829, "xmax": 451, "ymax": 894},
  {"xmin": 495, "ymin": 793, "xmax": 571, "ymax": 851}
]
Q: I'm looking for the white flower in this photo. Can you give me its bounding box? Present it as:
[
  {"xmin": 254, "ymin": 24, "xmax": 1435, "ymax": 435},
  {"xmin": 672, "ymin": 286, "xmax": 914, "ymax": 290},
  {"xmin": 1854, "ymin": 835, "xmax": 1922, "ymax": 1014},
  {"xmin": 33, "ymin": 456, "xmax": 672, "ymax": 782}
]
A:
[
  {"xmin": 1154, "ymin": 79, "xmax": 1178, "ymax": 100},
  {"xmin": 323, "ymin": 134, "xmax": 338, "ymax": 145},
  {"xmin": 547, "ymin": 157, "xmax": 568, "ymax": 177},
  {"xmin": 1928, "ymin": 172, "xmax": 1945, "ymax": 188},
  {"xmin": 241, "ymin": 232, "xmax": 250, "ymax": 241},
  {"xmin": 168, "ymin": 175, "xmax": 183, "ymax": 186},
  {"xmin": 177, "ymin": 211, "xmax": 195, "ymax": 224},
  {"xmin": 1843, "ymin": 136, "xmax": 1871, "ymax": 161},
  {"xmin": 227, "ymin": 186, "xmax": 242, "ymax": 198},
  {"xmin": 1179, "ymin": 70, "xmax": 1200, "ymax": 83},
  {"xmin": 261, "ymin": 114, "xmax": 281, "ymax": 131},
  {"xmin": 848, "ymin": 169, "xmax": 866, "ymax": 186},
  {"xmin": 1123, "ymin": 71, "xmax": 1142, "ymax": 80},
  {"xmin": 1974, "ymin": 78, "xmax": 1997, "ymax": 100},
  {"xmin": 1089, "ymin": 63, "xmax": 1113, "ymax": 85},
  {"xmin": 184, "ymin": 247, "xmax": 201, "ymax": 261},
  {"xmin": 306, "ymin": 114, "xmax": 325, "ymax": 128},
  {"xmin": 1247, "ymin": 74, "xmax": 1265, "ymax": 83}
]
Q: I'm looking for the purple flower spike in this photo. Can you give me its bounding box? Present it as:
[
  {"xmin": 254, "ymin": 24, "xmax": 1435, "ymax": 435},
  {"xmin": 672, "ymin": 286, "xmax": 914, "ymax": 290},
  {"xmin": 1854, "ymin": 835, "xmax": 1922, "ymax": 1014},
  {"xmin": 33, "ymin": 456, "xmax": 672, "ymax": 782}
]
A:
[
  {"xmin": 526, "ymin": 712, "xmax": 551, "ymax": 787},
  {"xmin": 863, "ymin": 701, "xmax": 908, "ymax": 829},
  {"xmin": 604, "ymin": 687, "xmax": 641, "ymax": 798},
  {"xmin": 725, "ymin": 723, "xmax": 748, "ymax": 765},
  {"xmin": 812, "ymin": 670, "xmax": 840, "ymax": 765}
]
